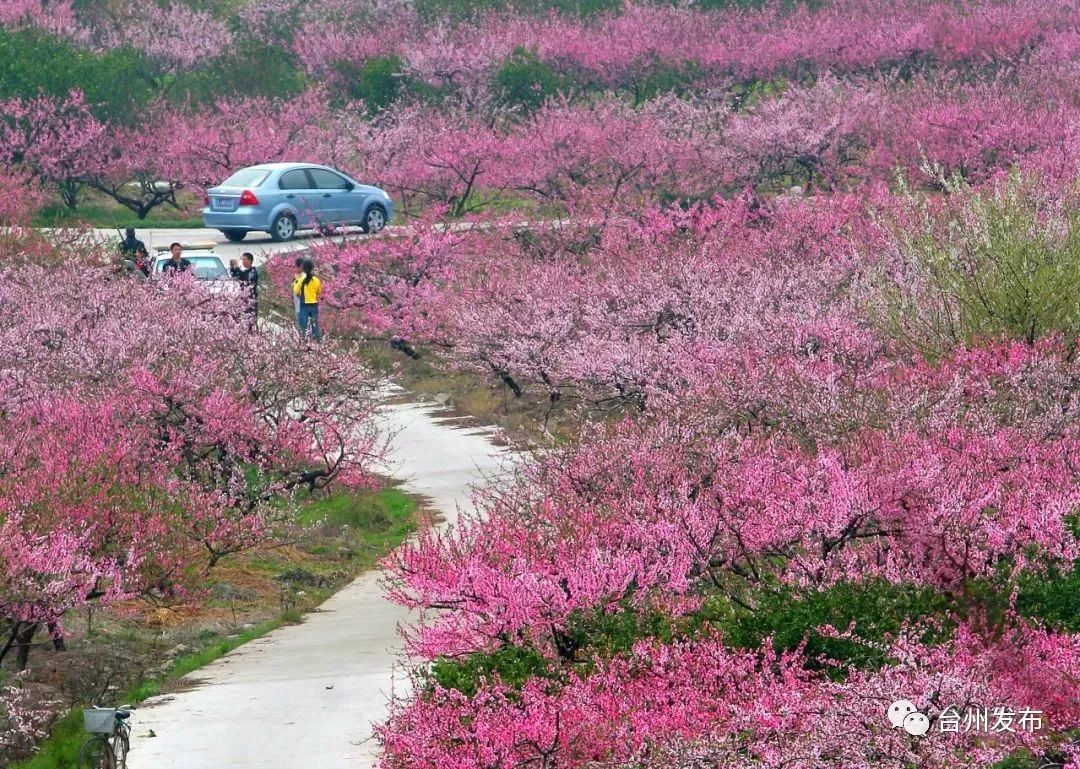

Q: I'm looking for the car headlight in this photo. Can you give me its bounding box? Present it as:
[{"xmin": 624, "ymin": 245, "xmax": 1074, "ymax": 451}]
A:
[{"xmin": 382, "ymin": 190, "xmax": 391, "ymax": 200}]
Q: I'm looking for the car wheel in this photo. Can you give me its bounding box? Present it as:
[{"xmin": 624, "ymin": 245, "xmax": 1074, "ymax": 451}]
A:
[
  {"xmin": 360, "ymin": 205, "xmax": 386, "ymax": 234},
  {"xmin": 271, "ymin": 213, "xmax": 297, "ymax": 242},
  {"xmin": 222, "ymin": 229, "xmax": 247, "ymax": 242}
]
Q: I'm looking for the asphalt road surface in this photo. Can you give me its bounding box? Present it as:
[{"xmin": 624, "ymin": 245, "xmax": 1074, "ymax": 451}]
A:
[{"xmin": 126, "ymin": 392, "xmax": 508, "ymax": 769}]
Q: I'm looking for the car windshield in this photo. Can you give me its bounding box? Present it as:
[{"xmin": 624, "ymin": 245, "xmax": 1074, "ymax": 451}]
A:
[
  {"xmin": 156, "ymin": 256, "xmax": 228, "ymax": 280},
  {"xmin": 220, "ymin": 168, "xmax": 271, "ymax": 188}
]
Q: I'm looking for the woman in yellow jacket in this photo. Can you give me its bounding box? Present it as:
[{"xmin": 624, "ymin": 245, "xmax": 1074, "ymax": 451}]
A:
[{"xmin": 293, "ymin": 259, "xmax": 323, "ymax": 342}]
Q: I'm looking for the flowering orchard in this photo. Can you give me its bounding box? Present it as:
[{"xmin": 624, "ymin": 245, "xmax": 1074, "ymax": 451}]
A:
[
  {"xmin": 270, "ymin": 9, "xmax": 1080, "ymax": 765},
  {"xmin": 0, "ymin": 223, "xmax": 382, "ymax": 753},
  {"xmin": 4, "ymin": 0, "xmax": 1080, "ymax": 766},
  {"xmin": 351, "ymin": 192, "xmax": 1080, "ymax": 769},
  {"xmin": 3, "ymin": 0, "xmax": 1080, "ymax": 217},
  {"xmin": 0, "ymin": 258, "xmax": 382, "ymax": 654}
]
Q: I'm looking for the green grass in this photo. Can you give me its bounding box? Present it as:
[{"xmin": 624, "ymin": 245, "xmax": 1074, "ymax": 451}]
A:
[
  {"xmin": 297, "ymin": 487, "xmax": 417, "ymax": 568},
  {"xmin": 31, "ymin": 187, "xmax": 205, "ymax": 230},
  {"xmin": 33, "ymin": 202, "xmax": 203, "ymax": 230}
]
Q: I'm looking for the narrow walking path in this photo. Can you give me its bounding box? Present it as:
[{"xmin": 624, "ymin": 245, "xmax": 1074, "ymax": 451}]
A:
[{"xmin": 126, "ymin": 393, "xmax": 507, "ymax": 769}]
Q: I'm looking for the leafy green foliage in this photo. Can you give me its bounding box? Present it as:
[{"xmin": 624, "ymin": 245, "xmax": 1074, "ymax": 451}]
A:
[
  {"xmin": 429, "ymin": 645, "xmax": 551, "ymax": 696},
  {"xmin": 166, "ymin": 41, "xmax": 307, "ymax": 105},
  {"xmin": 874, "ymin": 172, "xmax": 1080, "ymax": 356},
  {"xmin": 335, "ymin": 55, "xmax": 412, "ymax": 111},
  {"xmin": 0, "ymin": 28, "xmax": 157, "ymax": 122},
  {"xmin": 719, "ymin": 581, "xmax": 952, "ymax": 673},
  {"xmin": 625, "ymin": 60, "xmax": 703, "ymax": 105},
  {"xmin": 493, "ymin": 48, "xmax": 571, "ymax": 111},
  {"xmin": 1016, "ymin": 562, "xmax": 1080, "ymax": 632},
  {"xmin": 415, "ymin": 559, "xmax": 1080, "ymax": 702},
  {"xmin": 424, "ymin": 580, "xmax": 952, "ymax": 696}
]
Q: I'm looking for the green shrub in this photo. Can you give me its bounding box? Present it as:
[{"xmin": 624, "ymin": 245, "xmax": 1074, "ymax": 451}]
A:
[
  {"xmin": 1017, "ymin": 561, "xmax": 1080, "ymax": 632},
  {"xmin": 493, "ymin": 48, "xmax": 570, "ymax": 112},
  {"xmin": 626, "ymin": 60, "xmax": 703, "ymax": 105},
  {"xmin": 0, "ymin": 28, "xmax": 157, "ymax": 123},
  {"xmin": 718, "ymin": 581, "xmax": 951, "ymax": 673},
  {"xmin": 421, "ymin": 561, "xmax": 1080, "ymax": 699},
  {"xmin": 336, "ymin": 55, "xmax": 411, "ymax": 111},
  {"xmin": 871, "ymin": 172, "xmax": 1080, "ymax": 357},
  {"xmin": 429, "ymin": 645, "xmax": 551, "ymax": 696},
  {"xmin": 167, "ymin": 41, "xmax": 307, "ymax": 105}
]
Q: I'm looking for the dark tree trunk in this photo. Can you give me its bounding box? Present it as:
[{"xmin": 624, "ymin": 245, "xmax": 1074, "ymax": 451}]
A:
[
  {"xmin": 15, "ymin": 622, "xmax": 38, "ymax": 671},
  {"xmin": 390, "ymin": 336, "xmax": 421, "ymax": 359},
  {"xmin": 47, "ymin": 621, "xmax": 67, "ymax": 652},
  {"xmin": 0, "ymin": 621, "xmax": 20, "ymax": 666}
]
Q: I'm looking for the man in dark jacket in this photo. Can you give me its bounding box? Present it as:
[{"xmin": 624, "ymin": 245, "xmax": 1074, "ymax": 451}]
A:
[
  {"xmin": 118, "ymin": 228, "xmax": 146, "ymax": 258},
  {"xmin": 230, "ymin": 252, "xmax": 259, "ymax": 328},
  {"xmin": 161, "ymin": 242, "xmax": 192, "ymax": 274}
]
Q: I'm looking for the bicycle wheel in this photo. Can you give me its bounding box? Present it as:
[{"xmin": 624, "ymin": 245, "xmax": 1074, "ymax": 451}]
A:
[
  {"xmin": 78, "ymin": 736, "xmax": 115, "ymax": 769},
  {"xmin": 112, "ymin": 729, "xmax": 129, "ymax": 769}
]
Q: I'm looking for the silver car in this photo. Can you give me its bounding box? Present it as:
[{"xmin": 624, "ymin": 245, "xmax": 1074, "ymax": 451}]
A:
[{"xmin": 202, "ymin": 163, "xmax": 394, "ymax": 242}]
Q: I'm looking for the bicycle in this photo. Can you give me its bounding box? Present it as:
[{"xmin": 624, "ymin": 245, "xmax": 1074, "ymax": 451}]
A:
[{"xmin": 78, "ymin": 706, "xmax": 133, "ymax": 769}]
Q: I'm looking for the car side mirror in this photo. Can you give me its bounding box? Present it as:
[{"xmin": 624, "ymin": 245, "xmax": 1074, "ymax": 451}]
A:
[{"xmin": 344, "ymin": 181, "xmax": 355, "ymax": 191}]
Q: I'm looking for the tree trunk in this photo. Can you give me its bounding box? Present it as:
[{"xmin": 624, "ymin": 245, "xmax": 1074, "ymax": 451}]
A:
[
  {"xmin": 0, "ymin": 621, "xmax": 20, "ymax": 666},
  {"xmin": 15, "ymin": 622, "xmax": 38, "ymax": 671},
  {"xmin": 47, "ymin": 621, "xmax": 67, "ymax": 652},
  {"xmin": 390, "ymin": 336, "xmax": 421, "ymax": 359}
]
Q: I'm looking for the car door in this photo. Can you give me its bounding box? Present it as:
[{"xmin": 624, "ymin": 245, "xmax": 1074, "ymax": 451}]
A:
[
  {"xmin": 277, "ymin": 168, "xmax": 319, "ymax": 228},
  {"xmin": 307, "ymin": 168, "xmax": 353, "ymax": 225}
]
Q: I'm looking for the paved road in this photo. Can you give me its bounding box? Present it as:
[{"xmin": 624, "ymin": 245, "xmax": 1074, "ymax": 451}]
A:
[
  {"xmin": 126, "ymin": 393, "xmax": 508, "ymax": 769},
  {"xmin": 85, "ymin": 216, "xmax": 570, "ymax": 265},
  {"xmin": 89, "ymin": 226, "xmax": 382, "ymax": 265}
]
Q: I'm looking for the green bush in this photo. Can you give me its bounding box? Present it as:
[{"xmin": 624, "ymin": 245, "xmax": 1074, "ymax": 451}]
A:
[
  {"xmin": 166, "ymin": 41, "xmax": 306, "ymax": 105},
  {"xmin": 493, "ymin": 48, "xmax": 570, "ymax": 112},
  {"xmin": 335, "ymin": 55, "xmax": 412, "ymax": 111},
  {"xmin": 626, "ymin": 60, "xmax": 703, "ymax": 105},
  {"xmin": 0, "ymin": 28, "xmax": 157, "ymax": 123},
  {"xmin": 422, "ymin": 560, "xmax": 1080, "ymax": 698},
  {"xmin": 429, "ymin": 645, "xmax": 551, "ymax": 696},
  {"xmin": 872, "ymin": 172, "xmax": 1080, "ymax": 357},
  {"xmin": 717, "ymin": 581, "xmax": 952, "ymax": 674},
  {"xmin": 1017, "ymin": 561, "xmax": 1080, "ymax": 632}
]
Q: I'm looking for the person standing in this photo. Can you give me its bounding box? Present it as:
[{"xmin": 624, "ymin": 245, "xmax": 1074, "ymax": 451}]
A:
[
  {"xmin": 232, "ymin": 252, "xmax": 260, "ymax": 328},
  {"xmin": 133, "ymin": 246, "xmax": 151, "ymax": 277},
  {"xmin": 161, "ymin": 242, "xmax": 192, "ymax": 274},
  {"xmin": 293, "ymin": 258, "xmax": 323, "ymax": 342},
  {"xmin": 118, "ymin": 227, "xmax": 146, "ymax": 258},
  {"xmin": 292, "ymin": 257, "xmax": 305, "ymax": 331}
]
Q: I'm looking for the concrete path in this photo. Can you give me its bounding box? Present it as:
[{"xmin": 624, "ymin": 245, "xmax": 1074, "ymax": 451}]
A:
[{"xmin": 126, "ymin": 394, "xmax": 507, "ymax": 769}]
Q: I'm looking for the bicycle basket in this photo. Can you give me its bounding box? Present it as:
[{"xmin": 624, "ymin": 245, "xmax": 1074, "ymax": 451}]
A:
[{"xmin": 83, "ymin": 708, "xmax": 116, "ymax": 734}]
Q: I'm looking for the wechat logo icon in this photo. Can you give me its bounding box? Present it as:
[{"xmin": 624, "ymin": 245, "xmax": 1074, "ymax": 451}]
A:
[{"xmin": 888, "ymin": 700, "xmax": 930, "ymax": 736}]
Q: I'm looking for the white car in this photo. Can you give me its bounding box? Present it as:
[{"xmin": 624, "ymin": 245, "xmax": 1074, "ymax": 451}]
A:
[{"xmin": 151, "ymin": 245, "xmax": 242, "ymax": 297}]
